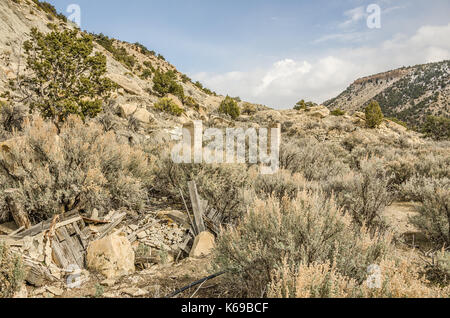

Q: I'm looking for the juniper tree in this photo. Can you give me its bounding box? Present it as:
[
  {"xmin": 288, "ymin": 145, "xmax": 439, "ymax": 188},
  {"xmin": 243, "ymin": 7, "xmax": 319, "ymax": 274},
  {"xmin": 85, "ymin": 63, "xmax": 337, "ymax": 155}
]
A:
[
  {"xmin": 218, "ymin": 96, "xmax": 240, "ymax": 119},
  {"xmin": 365, "ymin": 101, "xmax": 384, "ymax": 128},
  {"xmin": 14, "ymin": 27, "xmax": 114, "ymax": 130}
]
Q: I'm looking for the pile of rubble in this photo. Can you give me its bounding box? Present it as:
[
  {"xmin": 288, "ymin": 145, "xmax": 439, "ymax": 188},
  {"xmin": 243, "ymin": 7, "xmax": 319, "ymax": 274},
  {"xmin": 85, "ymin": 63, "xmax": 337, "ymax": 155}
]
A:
[{"xmin": 0, "ymin": 181, "xmax": 219, "ymax": 297}]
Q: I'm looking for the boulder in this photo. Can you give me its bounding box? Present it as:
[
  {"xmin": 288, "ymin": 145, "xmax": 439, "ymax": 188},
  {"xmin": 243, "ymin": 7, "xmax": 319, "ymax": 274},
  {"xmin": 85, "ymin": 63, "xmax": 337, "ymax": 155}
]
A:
[
  {"xmin": 119, "ymin": 104, "xmax": 138, "ymax": 118},
  {"xmin": 307, "ymin": 106, "xmax": 330, "ymax": 119},
  {"xmin": 133, "ymin": 108, "xmax": 155, "ymax": 124},
  {"xmin": 165, "ymin": 93, "xmax": 184, "ymax": 109},
  {"xmin": 107, "ymin": 74, "xmax": 144, "ymax": 96},
  {"xmin": 189, "ymin": 231, "xmax": 215, "ymax": 258},
  {"xmin": 86, "ymin": 233, "xmax": 135, "ymax": 279}
]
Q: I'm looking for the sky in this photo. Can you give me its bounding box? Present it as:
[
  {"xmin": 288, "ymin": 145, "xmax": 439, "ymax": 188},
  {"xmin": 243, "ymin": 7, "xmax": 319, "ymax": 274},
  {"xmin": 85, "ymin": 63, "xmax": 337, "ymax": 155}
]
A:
[{"xmin": 48, "ymin": 0, "xmax": 450, "ymax": 109}]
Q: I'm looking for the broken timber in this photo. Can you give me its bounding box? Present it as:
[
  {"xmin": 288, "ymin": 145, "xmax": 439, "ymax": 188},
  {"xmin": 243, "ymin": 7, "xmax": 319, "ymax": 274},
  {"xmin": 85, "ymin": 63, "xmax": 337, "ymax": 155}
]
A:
[{"xmin": 187, "ymin": 181, "xmax": 206, "ymax": 234}]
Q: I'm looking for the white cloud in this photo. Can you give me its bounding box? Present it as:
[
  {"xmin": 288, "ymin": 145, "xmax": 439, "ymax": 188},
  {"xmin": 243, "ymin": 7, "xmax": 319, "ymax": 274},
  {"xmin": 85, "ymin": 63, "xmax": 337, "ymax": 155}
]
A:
[
  {"xmin": 191, "ymin": 23, "xmax": 450, "ymax": 108},
  {"xmin": 339, "ymin": 6, "xmax": 366, "ymax": 29}
]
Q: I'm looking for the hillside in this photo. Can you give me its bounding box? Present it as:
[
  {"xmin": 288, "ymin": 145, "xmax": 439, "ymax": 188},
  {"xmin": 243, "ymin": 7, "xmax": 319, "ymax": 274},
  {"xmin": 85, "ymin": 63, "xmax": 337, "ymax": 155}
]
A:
[
  {"xmin": 324, "ymin": 60, "xmax": 450, "ymax": 128},
  {"xmin": 0, "ymin": 0, "xmax": 269, "ymax": 131}
]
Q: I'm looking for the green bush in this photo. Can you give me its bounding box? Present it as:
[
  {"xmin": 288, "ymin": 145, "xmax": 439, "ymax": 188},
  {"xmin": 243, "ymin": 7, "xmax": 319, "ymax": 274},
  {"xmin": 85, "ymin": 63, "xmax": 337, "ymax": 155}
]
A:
[
  {"xmin": 152, "ymin": 71, "xmax": 184, "ymax": 100},
  {"xmin": 365, "ymin": 101, "xmax": 384, "ymax": 128},
  {"xmin": 154, "ymin": 97, "xmax": 184, "ymax": 116},
  {"xmin": 94, "ymin": 33, "xmax": 136, "ymax": 69},
  {"xmin": 331, "ymin": 109, "xmax": 346, "ymax": 116},
  {"xmin": 16, "ymin": 28, "xmax": 114, "ymax": 129},
  {"xmin": 218, "ymin": 96, "xmax": 240, "ymax": 120},
  {"xmin": 294, "ymin": 100, "xmax": 317, "ymax": 111},
  {"xmin": 32, "ymin": 0, "xmax": 67, "ymax": 22},
  {"xmin": 213, "ymin": 191, "xmax": 392, "ymax": 297},
  {"xmin": 182, "ymin": 96, "xmax": 199, "ymax": 109},
  {"xmin": 140, "ymin": 68, "xmax": 153, "ymax": 80},
  {"xmin": 422, "ymin": 116, "xmax": 450, "ymax": 141}
]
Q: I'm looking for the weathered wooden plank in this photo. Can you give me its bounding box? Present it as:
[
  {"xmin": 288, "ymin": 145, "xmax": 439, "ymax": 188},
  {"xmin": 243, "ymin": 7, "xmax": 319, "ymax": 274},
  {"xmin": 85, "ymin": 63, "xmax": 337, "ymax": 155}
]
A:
[
  {"xmin": 97, "ymin": 213, "xmax": 126, "ymax": 240},
  {"xmin": 66, "ymin": 223, "xmax": 76, "ymax": 236},
  {"xmin": 188, "ymin": 181, "xmax": 206, "ymax": 234},
  {"xmin": 55, "ymin": 228, "xmax": 66, "ymax": 242},
  {"xmin": 5, "ymin": 189, "xmax": 31, "ymax": 230},
  {"xmin": 73, "ymin": 222, "xmax": 87, "ymax": 249},
  {"xmin": 60, "ymin": 227, "xmax": 84, "ymax": 268},
  {"xmin": 22, "ymin": 256, "xmax": 57, "ymax": 287},
  {"xmin": 51, "ymin": 239, "xmax": 70, "ymax": 269},
  {"xmin": 57, "ymin": 227, "xmax": 79, "ymax": 267},
  {"xmin": 8, "ymin": 226, "xmax": 24, "ymax": 237},
  {"xmin": 54, "ymin": 216, "xmax": 82, "ymax": 230}
]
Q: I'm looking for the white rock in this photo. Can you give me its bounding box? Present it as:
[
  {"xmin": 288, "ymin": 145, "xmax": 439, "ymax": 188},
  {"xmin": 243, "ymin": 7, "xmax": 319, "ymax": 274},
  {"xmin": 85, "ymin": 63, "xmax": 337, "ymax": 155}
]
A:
[
  {"xmin": 189, "ymin": 231, "xmax": 215, "ymax": 258},
  {"xmin": 122, "ymin": 287, "xmax": 147, "ymax": 297},
  {"xmin": 133, "ymin": 108, "xmax": 155, "ymax": 124},
  {"xmin": 46, "ymin": 286, "xmax": 64, "ymax": 296},
  {"xmin": 86, "ymin": 233, "xmax": 135, "ymax": 279},
  {"xmin": 119, "ymin": 104, "xmax": 138, "ymax": 118}
]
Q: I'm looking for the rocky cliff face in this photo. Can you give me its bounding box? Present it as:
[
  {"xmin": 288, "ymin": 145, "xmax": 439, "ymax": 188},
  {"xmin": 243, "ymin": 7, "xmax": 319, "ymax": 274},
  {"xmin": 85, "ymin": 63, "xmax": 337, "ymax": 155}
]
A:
[{"xmin": 325, "ymin": 61, "xmax": 450, "ymax": 127}]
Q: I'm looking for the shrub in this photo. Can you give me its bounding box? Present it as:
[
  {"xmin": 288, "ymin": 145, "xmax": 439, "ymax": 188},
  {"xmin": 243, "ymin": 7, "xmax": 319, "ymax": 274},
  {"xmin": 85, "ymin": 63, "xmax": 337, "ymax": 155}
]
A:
[
  {"xmin": 213, "ymin": 191, "xmax": 392, "ymax": 297},
  {"xmin": 0, "ymin": 243, "xmax": 25, "ymax": 298},
  {"xmin": 280, "ymin": 138, "xmax": 350, "ymax": 181},
  {"xmin": 294, "ymin": 100, "xmax": 307, "ymax": 111},
  {"xmin": 0, "ymin": 103, "xmax": 27, "ymax": 132},
  {"xmin": 0, "ymin": 115, "xmax": 153, "ymax": 223},
  {"xmin": 411, "ymin": 188, "xmax": 450, "ymax": 248},
  {"xmin": 241, "ymin": 102, "xmax": 257, "ymax": 115},
  {"xmin": 182, "ymin": 96, "xmax": 199, "ymax": 110},
  {"xmin": 425, "ymin": 250, "xmax": 450, "ymax": 287},
  {"xmin": 254, "ymin": 170, "xmax": 305, "ymax": 201},
  {"xmin": 154, "ymin": 97, "xmax": 184, "ymax": 116},
  {"xmin": 331, "ymin": 109, "xmax": 346, "ymax": 116},
  {"xmin": 386, "ymin": 117, "xmax": 408, "ymax": 129},
  {"xmin": 218, "ymin": 96, "xmax": 240, "ymax": 120},
  {"xmin": 324, "ymin": 159, "xmax": 393, "ymax": 230},
  {"xmin": 422, "ymin": 116, "xmax": 450, "ymax": 141},
  {"xmin": 152, "ymin": 70, "xmax": 184, "ymax": 100},
  {"xmin": 151, "ymin": 152, "xmax": 252, "ymax": 224},
  {"xmin": 16, "ymin": 28, "xmax": 114, "ymax": 129},
  {"xmin": 140, "ymin": 68, "xmax": 153, "ymax": 80},
  {"xmin": 365, "ymin": 101, "xmax": 384, "ymax": 128},
  {"xmin": 268, "ymin": 258, "xmax": 448, "ymax": 298},
  {"xmin": 398, "ymin": 177, "xmax": 450, "ymax": 202},
  {"xmin": 94, "ymin": 33, "xmax": 136, "ymax": 69},
  {"xmin": 294, "ymin": 100, "xmax": 316, "ymax": 111}
]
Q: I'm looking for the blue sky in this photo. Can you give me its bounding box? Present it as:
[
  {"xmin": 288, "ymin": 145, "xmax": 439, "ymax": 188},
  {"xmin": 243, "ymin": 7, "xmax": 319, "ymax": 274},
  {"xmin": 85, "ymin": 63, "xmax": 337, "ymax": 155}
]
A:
[{"xmin": 48, "ymin": 0, "xmax": 450, "ymax": 108}]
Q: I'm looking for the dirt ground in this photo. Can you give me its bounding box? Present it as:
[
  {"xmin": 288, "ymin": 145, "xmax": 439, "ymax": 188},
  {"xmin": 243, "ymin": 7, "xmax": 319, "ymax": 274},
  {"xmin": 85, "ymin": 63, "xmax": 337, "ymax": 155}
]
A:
[{"xmin": 26, "ymin": 255, "xmax": 221, "ymax": 298}]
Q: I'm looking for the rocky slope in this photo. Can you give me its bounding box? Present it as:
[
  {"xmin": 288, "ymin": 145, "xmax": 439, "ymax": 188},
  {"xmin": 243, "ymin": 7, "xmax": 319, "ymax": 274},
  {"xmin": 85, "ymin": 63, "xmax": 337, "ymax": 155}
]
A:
[
  {"xmin": 0, "ymin": 0, "xmax": 243, "ymax": 129},
  {"xmin": 324, "ymin": 60, "xmax": 450, "ymax": 128}
]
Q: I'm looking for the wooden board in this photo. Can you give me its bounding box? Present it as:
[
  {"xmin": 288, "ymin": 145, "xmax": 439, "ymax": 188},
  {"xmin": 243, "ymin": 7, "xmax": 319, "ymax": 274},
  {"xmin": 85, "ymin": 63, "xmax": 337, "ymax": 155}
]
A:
[{"xmin": 188, "ymin": 181, "xmax": 206, "ymax": 233}]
